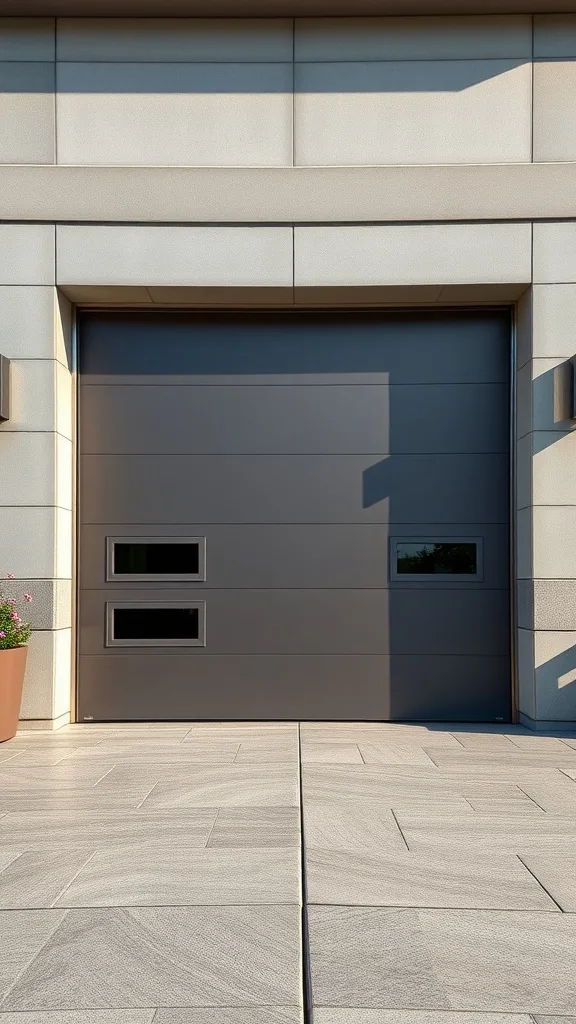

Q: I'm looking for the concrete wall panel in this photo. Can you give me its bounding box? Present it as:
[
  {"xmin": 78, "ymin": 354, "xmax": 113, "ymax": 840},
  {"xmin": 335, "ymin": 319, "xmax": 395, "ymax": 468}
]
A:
[
  {"xmin": 534, "ymin": 60, "xmax": 576, "ymax": 163},
  {"xmin": 294, "ymin": 60, "xmax": 531, "ymax": 165},
  {"xmin": 57, "ymin": 61, "xmax": 292, "ymax": 166},
  {"xmin": 57, "ymin": 225, "xmax": 293, "ymax": 287},
  {"xmin": 294, "ymin": 224, "xmax": 532, "ymax": 287}
]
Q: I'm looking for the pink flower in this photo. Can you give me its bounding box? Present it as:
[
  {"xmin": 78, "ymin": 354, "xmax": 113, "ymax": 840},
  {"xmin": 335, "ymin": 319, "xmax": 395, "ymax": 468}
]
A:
[
  {"xmin": 24, "ymin": 594, "xmax": 32, "ymax": 602},
  {"xmin": 7, "ymin": 599, "xmax": 15, "ymax": 605},
  {"xmin": 11, "ymin": 612, "xmax": 19, "ymax": 621},
  {"xmin": 6, "ymin": 573, "xmax": 14, "ymax": 579},
  {"xmin": 0, "ymin": 631, "xmax": 5, "ymax": 639}
]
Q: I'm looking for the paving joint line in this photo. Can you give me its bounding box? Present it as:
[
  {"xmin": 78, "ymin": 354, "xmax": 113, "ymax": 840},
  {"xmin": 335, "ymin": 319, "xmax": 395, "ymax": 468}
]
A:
[
  {"xmin": 516, "ymin": 854, "xmax": 565, "ymax": 913},
  {"xmin": 298, "ymin": 722, "xmax": 313, "ymax": 1024}
]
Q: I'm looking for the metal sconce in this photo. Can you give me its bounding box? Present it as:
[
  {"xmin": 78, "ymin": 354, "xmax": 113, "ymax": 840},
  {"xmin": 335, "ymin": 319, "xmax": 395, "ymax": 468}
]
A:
[{"xmin": 0, "ymin": 355, "xmax": 9, "ymax": 422}]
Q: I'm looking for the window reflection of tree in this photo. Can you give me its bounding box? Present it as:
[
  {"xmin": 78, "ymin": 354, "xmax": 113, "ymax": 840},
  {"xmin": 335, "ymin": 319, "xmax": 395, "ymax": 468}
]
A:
[{"xmin": 397, "ymin": 543, "xmax": 476, "ymax": 575}]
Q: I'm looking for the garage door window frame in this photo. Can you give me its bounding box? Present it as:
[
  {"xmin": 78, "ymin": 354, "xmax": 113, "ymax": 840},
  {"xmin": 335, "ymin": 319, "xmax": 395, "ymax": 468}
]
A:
[
  {"xmin": 389, "ymin": 536, "xmax": 484, "ymax": 583},
  {"xmin": 105, "ymin": 600, "xmax": 207, "ymax": 648}
]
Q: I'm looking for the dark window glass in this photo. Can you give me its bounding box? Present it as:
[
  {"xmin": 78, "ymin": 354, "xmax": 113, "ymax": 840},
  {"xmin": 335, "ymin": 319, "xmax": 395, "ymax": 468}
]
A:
[
  {"xmin": 114, "ymin": 542, "xmax": 199, "ymax": 576},
  {"xmin": 113, "ymin": 607, "xmax": 199, "ymax": 641},
  {"xmin": 396, "ymin": 542, "xmax": 477, "ymax": 575}
]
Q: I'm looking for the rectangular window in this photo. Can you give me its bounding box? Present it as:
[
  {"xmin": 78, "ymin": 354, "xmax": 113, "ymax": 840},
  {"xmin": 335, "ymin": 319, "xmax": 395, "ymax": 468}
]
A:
[
  {"xmin": 106, "ymin": 537, "xmax": 205, "ymax": 582},
  {"xmin": 106, "ymin": 601, "xmax": 206, "ymax": 647},
  {"xmin": 390, "ymin": 539, "xmax": 482, "ymax": 582}
]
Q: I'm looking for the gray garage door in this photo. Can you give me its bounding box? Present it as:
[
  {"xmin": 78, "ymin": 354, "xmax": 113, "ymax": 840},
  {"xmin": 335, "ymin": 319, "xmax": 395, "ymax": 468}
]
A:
[{"xmin": 77, "ymin": 310, "xmax": 511, "ymax": 722}]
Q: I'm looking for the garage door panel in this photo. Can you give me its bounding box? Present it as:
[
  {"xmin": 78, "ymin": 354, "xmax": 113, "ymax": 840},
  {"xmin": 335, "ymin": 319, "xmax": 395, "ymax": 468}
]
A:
[
  {"xmin": 80, "ymin": 312, "xmax": 509, "ymax": 386},
  {"xmin": 389, "ymin": 590, "xmax": 510, "ymax": 657},
  {"xmin": 80, "ymin": 382, "xmax": 508, "ymax": 456},
  {"xmin": 389, "ymin": 656, "xmax": 511, "ymax": 721},
  {"xmin": 80, "ymin": 454, "xmax": 508, "ymax": 525},
  {"xmin": 78, "ymin": 310, "xmax": 511, "ymax": 722},
  {"xmin": 79, "ymin": 522, "xmax": 510, "ymax": 591},
  {"xmin": 77, "ymin": 654, "xmax": 392, "ymax": 721},
  {"xmin": 79, "ymin": 588, "xmax": 390, "ymax": 655},
  {"xmin": 79, "ymin": 587, "xmax": 509, "ymax": 658}
]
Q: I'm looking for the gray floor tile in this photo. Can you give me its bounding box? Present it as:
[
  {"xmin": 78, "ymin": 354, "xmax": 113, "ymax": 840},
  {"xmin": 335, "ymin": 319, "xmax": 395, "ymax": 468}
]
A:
[
  {"xmin": 396, "ymin": 814, "xmax": 576, "ymax": 852},
  {"xmin": 305, "ymin": 848, "xmax": 557, "ymax": 910},
  {"xmin": 428, "ymin": 751, "xmax": 576, "ymax": 768},
  {"xmin": 207, "ymin": 807, "xmax": 300, "ymax": 848},
  {"xmin": 54, "ymin": 847, "xmax": 300, "ymax": 906},
  {"xmin": 421, "ymin": 909, "xmax": 576, "ymax": 1013},
  {"xmin": 308, "ymin": 905, "xmax": 449, "ymax": 1009},
  {"xmin": 518, "ymin": 777, "xmax": 576, "ymax": 814},
  {"xmin": 58, "ymin": 747, "xmax": 242, "ymax": 765},
  {"xmin": 448, "ymin": 733, "xmax": 522, "ymax": 751},
  {"xmin": 0, "ymin": 910, "xmax": 65, "ymax": 1000},
  {"xmin": 0, "ymin": 751, "xmax": 87, "ymax": 767},
  {"xmin": 303, "ymin": 802, "xmax": 406, "ymax": 851},
  {"xmin": 533, "ymin": 1018, "xmax": 576, "ymax": 1023},
  {"xmin": 313, "ymin": 1013, "xmax": 533, "ymax": 1023},
  {"xmin": 0, "ymin": 850, "xmax": 22, "ymax": 873},
  {"xmin": 0, "ymin": 810, "xmax": 217, "ymax": 847},
  {"xmin": 139, "ymin": 767, "xmax": 299, "ymax": 808},
  {"xmin": 0, "ymin": 792, "xmax": 157, "ymax": 813},
  {"xmin": 234, "ymin": 744, "xmax": 299, "ymax": 763},
  {"xmin": 561, "ymin": 769, "xmax": 576, "ymax": 781},
  {"xmin": 2, "ymin": 906, "xmax": 301, "ymax": 1009},
  {"xmin": 301, "ymin": 744, "xmax": 363, "ymax": 764},
  {"xmin": 0, "ymin": 766, "xmax": 117, "ymax": 787},
  {"xmin": 359, "ymin": 744, "xmax": 437, "ymax": 766},
  {"xmin": 520, "ymin": 852, "xmax": 576, "ymax": 911},
  {"xmin": 154, "ymin": 1009, "xmax": 302, "ymax": 1023},
  {"xmin": 0, "ymin": 850, "xmax": 93, "ymax": 909},
  {"xmin": 465, "ymin": 797, "xmax": 543, "ymax": 814},
  {"xmin": 0, "ymin": 1013, "xmax": 156, "ymax": 1024}
]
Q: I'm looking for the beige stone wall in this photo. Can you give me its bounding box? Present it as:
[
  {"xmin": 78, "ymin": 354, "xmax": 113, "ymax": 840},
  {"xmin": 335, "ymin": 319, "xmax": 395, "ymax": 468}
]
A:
[
  {"xmin": 0, "ymin": 14, "xmax": 575, "ymax": 725},
  {"xmin": 0, "ymin": 226, "xmax": 73, "ymax": 727}
]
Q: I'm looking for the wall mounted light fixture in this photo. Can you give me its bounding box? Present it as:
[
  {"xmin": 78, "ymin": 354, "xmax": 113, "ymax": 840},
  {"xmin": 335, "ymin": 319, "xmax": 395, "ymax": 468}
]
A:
[{"xmin": 0, "ymin": 355, "xmax": 9, "ymax": 422}]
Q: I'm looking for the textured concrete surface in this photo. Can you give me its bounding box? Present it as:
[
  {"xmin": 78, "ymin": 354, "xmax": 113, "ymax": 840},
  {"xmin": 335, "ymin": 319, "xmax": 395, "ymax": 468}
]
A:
[{"xmin": 0, "ymin": 722, "xmax": 576, "ymax": 1021}]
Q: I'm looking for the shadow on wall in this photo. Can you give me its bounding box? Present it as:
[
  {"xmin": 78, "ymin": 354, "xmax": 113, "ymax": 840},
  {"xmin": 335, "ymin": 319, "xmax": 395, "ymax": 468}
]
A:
[
  {"xmin": 5, "ymin": 59, "xmax": 532, "ymax": 93},
  {"xmin": 536, "ymin": 642, "xmax": 576, "ymax": 722}
]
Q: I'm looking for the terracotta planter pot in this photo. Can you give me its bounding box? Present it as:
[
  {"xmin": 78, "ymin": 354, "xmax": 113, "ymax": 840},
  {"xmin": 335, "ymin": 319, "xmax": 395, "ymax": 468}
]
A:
[{"xmin": 0, "ymin": 645, "xmax": 27, "ymax": 743}]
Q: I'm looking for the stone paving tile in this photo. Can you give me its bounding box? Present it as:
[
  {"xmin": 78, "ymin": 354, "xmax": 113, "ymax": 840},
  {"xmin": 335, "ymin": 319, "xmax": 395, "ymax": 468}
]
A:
[
  {"xmin": 53, "ymin": 847, "xmax": 300, "ymax": 907},
  {"xmin": 304, "ymin": 801, "xmax": 407, "ymax": 851},
  {"xmin": 1, "ymin": 907, "xmax": 301, "ymax": 1011},
  {"xmin": 395, "ymin": 814, "xmax": 576, "ymax": 852},
  {"xmin": 428, "ymin": 751, "xmax": 576, "ymax": 768},
  {"xmin": 301, "ymin": 743, "xmax": 363, "ymax": 764},
  {"xmin": 139, "ymin": 766, "xmax": 299, "ymax": 807},
  {"xmin": 465, "ymin": 797, "xmax": 544, "ymax": 814},
  {"xmin": 207, "ymin": 806, "xmax": 300, "ymax": 848},
  {"xmin": 314, "ymin": 1013, "xmax": 533, "ymax": 1024},
  {"xmin": 308, "ymin": 907, "xmax": 576, "ymax": 1014},
  {"xmin": 358, "ymin": 743, "xmax": 438, "ymax": 766},
  {"xmin": 308, "ymin": 905, "xmax": 449, "ymax": 1010},
  {"xmin": 56, "ymin": 746, "xmax": 242, "ymax": 765},
  {"xmin": 155, "ymin": 1010, "xmax": 302, "ymax": 1023},
  {"xmin": 0, "ymin": 850, "xmax": 93, "ymax": 909},
  {"xmin": 0, "ymin": 910, "xmax": 66, "ymax": 1000},
  {"xmin": 0, "ymin": 1014, "xmax": 156, "ymax": 1024},
  {"xmin": 306, "ymin": 848, "xmax": 557, "ymax": 910},
  {"xmin": 0, "ymin": 809, "xmax": 217, "ymax": 847},
  {"xmin": 421, "ymin": 909, "xmax": 576, "ymax": 1014},
  {"xmin": 0, "ymin": 791, "xmax": 159, "ymax": 813},
  {"xmin": 520, "ymin": 852, "xmax": 576, "ymax": 911}
]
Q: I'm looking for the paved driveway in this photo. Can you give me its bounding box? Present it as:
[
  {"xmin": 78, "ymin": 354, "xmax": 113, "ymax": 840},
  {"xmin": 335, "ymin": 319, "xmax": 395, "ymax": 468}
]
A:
[{"xmin": 0, "ymin": 722, "xmax": 575, "ymax": 1023}]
